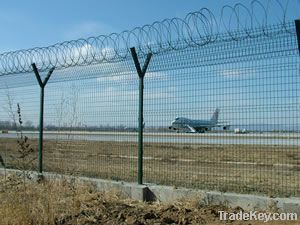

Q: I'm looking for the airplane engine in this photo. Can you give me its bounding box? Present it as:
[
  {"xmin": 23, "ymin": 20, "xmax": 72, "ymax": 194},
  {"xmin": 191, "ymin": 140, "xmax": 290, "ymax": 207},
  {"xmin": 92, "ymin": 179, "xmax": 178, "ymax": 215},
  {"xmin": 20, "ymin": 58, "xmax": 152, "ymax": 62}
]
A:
[{"xmin": 223, "ymin": 126, "xmax": 229, "ymax": 130}]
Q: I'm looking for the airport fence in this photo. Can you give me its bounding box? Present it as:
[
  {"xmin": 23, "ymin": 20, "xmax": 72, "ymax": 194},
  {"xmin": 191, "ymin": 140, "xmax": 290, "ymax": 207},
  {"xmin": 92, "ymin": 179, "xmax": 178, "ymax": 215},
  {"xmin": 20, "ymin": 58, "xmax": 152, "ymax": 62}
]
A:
[{"xmin": 0, "ymin": 2, "xmax": 299, "ymax": 197}]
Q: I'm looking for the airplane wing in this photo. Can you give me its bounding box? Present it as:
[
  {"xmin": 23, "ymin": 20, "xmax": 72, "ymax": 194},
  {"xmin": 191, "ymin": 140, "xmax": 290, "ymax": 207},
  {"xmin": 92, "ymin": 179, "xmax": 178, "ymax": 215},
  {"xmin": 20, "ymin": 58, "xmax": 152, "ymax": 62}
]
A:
[
  {"xmin": 216, "ymin": 120, "xmax": 229, "ymax": 125},
  {"xmin": 185, "ymin": 125, "xmax": 197, "ymax": 133}
]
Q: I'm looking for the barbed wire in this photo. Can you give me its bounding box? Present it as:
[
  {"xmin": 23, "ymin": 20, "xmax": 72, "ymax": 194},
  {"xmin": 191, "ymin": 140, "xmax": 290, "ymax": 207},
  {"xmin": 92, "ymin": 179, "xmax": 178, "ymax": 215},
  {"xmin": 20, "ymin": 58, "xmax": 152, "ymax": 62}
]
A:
[{"xmin": 0, "ymin": 0, "xmax": 294, "ymax": 76}]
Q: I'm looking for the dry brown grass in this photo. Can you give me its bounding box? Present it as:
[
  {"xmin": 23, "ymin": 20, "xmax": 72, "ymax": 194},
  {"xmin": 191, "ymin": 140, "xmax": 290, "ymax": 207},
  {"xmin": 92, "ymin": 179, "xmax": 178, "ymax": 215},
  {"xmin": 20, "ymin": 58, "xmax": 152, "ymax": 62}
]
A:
[
  {"xmin": 0, "ymin": 138, "xmax": 299, "ymax": 197},
  {"xmin": 0, "ymin": 174, "xmax": 92, "ymax": 225},
  {"xmin": 0, "ymin": 174, "xmax": 298, "ymax": 225}
]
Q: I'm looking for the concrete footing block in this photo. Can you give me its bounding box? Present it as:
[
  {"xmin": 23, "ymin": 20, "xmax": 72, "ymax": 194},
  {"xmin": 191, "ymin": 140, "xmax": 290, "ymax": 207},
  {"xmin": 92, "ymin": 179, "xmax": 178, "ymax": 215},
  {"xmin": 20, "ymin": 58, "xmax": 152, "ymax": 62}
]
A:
[
  {"xmin": 276, "ymin": 198, "xmax": 300, "ymax": 215},
  {"xmin": 130, "ymin": 185, "xmax": 153, "ymax": 201},
  {"xmin": 0, "ymin": 168, "xmax": 299, "ymax": 215},
  {"xmin": 203, "ymin": 191, "xmax": 273, "ymax": 211}
]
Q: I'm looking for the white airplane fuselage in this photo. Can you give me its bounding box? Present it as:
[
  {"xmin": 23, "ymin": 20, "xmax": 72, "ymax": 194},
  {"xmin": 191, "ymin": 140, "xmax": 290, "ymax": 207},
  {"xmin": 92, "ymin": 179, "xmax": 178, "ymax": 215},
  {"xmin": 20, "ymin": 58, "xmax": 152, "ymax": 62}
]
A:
[
  {"xmin": 169, "ymin": 118, "xmax": 216, "ymax": 132},
  {"xmin": 168, "ymin": 109, "xmax": 228, "ymax": 133}
]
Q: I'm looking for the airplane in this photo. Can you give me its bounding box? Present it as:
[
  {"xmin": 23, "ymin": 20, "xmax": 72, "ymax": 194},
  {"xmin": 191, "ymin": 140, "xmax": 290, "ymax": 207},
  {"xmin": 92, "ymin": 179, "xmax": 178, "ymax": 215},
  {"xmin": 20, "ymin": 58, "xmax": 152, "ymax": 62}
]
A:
[{"xmin": 168, "ymin": 108, "xmax": 229, "ymax": 133}]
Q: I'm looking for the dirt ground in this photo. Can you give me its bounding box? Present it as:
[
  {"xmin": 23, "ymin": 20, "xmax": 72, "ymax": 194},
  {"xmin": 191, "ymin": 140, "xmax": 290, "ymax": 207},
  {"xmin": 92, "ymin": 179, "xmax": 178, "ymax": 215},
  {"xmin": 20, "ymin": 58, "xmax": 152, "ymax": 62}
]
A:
[
  {"xmin": 0, "ymin": 137, "xmax": 300, "ymax": 197},
  {"xmin": 0, "ymin": 174, "xmax": 298, "ymax": 225}
]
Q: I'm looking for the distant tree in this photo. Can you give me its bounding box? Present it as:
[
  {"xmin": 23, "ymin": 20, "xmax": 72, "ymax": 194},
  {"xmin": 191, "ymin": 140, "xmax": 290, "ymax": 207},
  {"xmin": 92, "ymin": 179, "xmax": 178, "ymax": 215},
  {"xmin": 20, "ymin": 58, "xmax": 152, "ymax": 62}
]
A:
[{"xmin": 24, "ymin": 120, "xmax": 34, "ymax": 128}]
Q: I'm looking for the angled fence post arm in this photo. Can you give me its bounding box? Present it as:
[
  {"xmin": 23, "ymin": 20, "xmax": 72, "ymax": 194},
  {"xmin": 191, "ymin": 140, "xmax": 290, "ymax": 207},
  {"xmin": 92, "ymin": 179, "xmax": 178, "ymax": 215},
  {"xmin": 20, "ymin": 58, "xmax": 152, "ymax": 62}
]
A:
[
  {"xmin": 141, "ymin": 53, "xmax": 152, "ymax": 75},
  {"xmin": 43, "ymin": 67, "xmax": 55, "ymax": 86},
  {"xmin": 31, "ymin": 63, "xmax": 55, "ymax": 175},
  {"xmin": 32, "ymin": 63, "xmax": 43, "ymax": 88},
  {"xmin": 130, "ymin": 48, "xmax": 143, "ymax": 77},
  {"xmin": 130, "ymin": 47, "xmax": 153, "ymax": 185},
  {"xmin": 295, "ymin": 20, "xmax": 300, "ymax": 56}
]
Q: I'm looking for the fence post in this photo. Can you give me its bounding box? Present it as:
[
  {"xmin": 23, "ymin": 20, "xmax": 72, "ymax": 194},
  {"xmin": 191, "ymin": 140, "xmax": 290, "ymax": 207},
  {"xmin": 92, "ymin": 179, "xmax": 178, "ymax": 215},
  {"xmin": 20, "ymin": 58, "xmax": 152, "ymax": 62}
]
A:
[
  {"xmin": 130, "ymin": 47, "xmax": 152, "ymax": 185},
  {"xmin": 32, "ymin": 63, "xmax": 55, "ymax": 175},
  {"xmin": 295, "ymin": 20, "xmax": 300, "ymax": 55}
]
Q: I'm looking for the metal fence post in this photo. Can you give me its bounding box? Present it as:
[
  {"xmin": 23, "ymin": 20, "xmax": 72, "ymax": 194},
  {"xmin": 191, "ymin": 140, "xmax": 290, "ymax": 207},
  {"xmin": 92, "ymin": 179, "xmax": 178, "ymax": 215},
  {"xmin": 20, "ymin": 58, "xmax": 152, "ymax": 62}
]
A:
[
  {"xmin": 32, "ymin": 63, "xmax": 55, "ymax": 175},
  {"xmin": 130, "ymin": 47, "xmax": 152, "ymax": 185},
  {"xmin": 295, "ymin": 20, "xmax": 300, "ymax": 55}
]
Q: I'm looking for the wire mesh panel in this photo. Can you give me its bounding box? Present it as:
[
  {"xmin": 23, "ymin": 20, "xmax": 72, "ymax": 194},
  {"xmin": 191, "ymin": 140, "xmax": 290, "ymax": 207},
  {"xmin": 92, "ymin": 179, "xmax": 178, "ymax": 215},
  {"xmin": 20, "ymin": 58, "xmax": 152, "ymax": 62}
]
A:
[
  {"xmin": 0, "ymin": 4, "xmax": 299, "ymax": 198},
  {"xmin": 141, "ymin": 22, "xmax": 300, "ymax": 196},
  {"xmin": 42, "ymin": 64, "xmax": 140, "ymax": 180},
  {"xmin": 0, "ymin": 84, "xmax": 39, "ymax": 171}
]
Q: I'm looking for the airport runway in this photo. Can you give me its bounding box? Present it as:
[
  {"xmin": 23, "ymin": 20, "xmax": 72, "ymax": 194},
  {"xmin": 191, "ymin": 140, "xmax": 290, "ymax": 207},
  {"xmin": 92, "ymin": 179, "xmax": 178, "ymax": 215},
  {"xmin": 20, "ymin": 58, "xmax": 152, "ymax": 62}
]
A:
[{"xmin": 0, "ymin": 131, "xmax": 299, "ymax": 146}]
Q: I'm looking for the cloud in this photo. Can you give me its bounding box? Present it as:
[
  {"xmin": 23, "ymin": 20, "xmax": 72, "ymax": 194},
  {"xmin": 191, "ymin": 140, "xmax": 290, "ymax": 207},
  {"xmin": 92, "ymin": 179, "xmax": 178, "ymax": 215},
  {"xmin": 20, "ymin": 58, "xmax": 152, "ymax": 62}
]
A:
[
  {"xmin": 144, "ymin": 91, "xmax": 174, "ymax": 99},
  {"xmin": 221, "ymin": 69, "xmax": 242, "ymax": 78},
  {"xmin": 92, "ymin": 84, "xmax": 174, "ymax": 102},
  {"xmin": 72, "ymin": 43, "xmax": 94, "ymax": 58},
  {"xmin": 64, "ymin": 21, "xmax": 116, "ymax": 39},
  {"xmin": 96, "ymin": 71, "xmax": 167, "ymax": 83},
  {"xmin": 221, "ymin": 68, "xmax": 256, "ymax": 78}
]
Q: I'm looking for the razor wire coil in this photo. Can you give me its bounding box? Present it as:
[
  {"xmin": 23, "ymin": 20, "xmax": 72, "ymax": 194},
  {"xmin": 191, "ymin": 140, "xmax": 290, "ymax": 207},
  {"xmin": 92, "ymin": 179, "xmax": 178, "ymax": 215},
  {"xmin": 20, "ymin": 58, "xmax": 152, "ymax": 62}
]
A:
[{"xmin": 0, "ymin": 0, "xmax": 294, "ymax": 76}]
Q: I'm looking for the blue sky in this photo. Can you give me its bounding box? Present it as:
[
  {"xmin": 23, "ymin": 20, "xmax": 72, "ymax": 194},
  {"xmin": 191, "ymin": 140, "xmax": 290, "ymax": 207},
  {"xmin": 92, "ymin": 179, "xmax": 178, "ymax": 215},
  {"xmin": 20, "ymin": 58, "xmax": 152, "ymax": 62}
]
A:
[
  {"xmin": 0, "ymin": 0, "xmax": 299, "ymax": 53},
  {"xmin": 0, "ymin": 0, "xmax": 299, "ymax": 131}
]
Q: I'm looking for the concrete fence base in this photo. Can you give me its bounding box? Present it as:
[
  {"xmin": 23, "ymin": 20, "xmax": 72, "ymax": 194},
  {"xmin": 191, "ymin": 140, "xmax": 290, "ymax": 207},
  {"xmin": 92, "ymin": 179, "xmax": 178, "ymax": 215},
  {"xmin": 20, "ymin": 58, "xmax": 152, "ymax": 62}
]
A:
[{"xmin": 1, "ymin": 168, "xmax": 299, "ymax": 215}]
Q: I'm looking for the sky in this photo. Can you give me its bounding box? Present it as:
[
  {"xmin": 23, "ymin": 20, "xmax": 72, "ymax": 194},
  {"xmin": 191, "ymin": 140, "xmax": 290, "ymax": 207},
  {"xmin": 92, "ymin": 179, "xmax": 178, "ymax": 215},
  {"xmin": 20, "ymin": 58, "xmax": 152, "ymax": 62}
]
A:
[
  {"xmin": 0, "ymin": 0, "xmax": 299, "ymax": 53},
  {"xmin": 0, "ymin": 0, "xmax": 299, "ymax": 131}
]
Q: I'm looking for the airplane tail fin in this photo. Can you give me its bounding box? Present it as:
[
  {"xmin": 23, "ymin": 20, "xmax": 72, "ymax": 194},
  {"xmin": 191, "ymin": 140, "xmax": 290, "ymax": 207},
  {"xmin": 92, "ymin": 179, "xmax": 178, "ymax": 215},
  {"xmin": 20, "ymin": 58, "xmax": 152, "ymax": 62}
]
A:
[{"xmin": 211, "ymin": 108, "xmax": 220, "ymax": 124}]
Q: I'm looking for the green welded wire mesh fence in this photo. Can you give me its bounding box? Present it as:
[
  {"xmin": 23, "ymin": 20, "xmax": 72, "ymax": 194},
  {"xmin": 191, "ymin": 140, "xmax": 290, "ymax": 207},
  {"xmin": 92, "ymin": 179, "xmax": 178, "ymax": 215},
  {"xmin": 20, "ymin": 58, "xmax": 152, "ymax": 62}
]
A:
[{"xmin": 0, "ymin": 2, "xmax": 299, "ymax": 197}]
